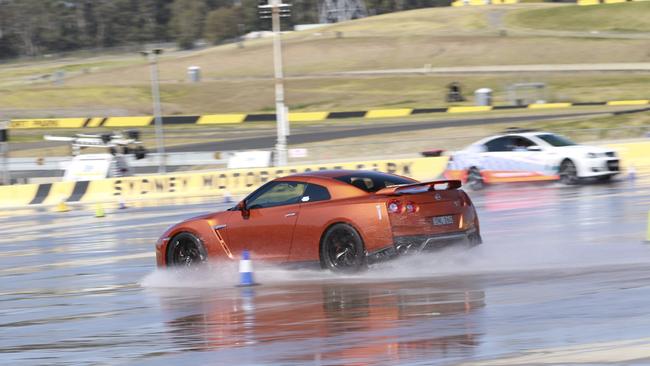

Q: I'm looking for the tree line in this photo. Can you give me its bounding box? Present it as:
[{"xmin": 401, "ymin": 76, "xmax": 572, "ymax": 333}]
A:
[{"xmin": 0, "ymin": 0, "xmax": 450, "ymax": 59}]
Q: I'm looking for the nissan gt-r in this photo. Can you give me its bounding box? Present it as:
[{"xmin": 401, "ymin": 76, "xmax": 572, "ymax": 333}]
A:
[{"xmin": 155, "ymin": 170, "xmax": 481, "ymax": 272}]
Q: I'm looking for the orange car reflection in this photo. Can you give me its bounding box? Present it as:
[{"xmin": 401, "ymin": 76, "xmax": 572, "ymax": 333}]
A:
[
  {"xmin": 155, "ymin": 170, "xmax": 481, "ymax": 272},
  {"xmin": 157, "ymin": 280, "xmax": 485, "ymax": 363}
]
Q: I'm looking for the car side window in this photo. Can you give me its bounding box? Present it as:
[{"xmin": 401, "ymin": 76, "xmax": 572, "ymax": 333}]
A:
[
  {"xmin": 484, "ymin": 137, "xmax": 512, "ymax": 152},
  {"xmin": 301, "ymin": 184, "xmax": 331, "ymax": 203},
  {"xmin": 509, "ymin": 136, "xmax": 537, "ymax": 151},
  {"xmin": 246, "ymin": 181, "xmax": 307, "ymax": 209}
]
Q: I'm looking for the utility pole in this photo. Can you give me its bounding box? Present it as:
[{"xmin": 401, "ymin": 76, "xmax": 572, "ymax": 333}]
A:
[
  {"xmin": 0, "ymin": 121, "xmax": 9, "ymax": 185},
  {"xmin": 259, "ymin": 0, "xmax": 291, "ymax": 166},
  {"xmin": 141, "ymin": 49, "xmax": 166, "ymax": 174}
]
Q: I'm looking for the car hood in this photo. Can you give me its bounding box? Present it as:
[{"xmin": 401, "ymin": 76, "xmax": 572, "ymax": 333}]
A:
[
  {"xmin": 183, "ymin": 208, "xmax": 235, "ymax": 223},
  {"xmin": 552, "ymin": 145, "xmax": 615, "ymax": 154}
]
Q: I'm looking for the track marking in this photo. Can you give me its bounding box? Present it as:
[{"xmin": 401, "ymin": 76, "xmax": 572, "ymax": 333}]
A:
[
  {"xmin": 0, "ymin": 210, "xmax": 193, "ymax": 236},
  {"xmin": 1, "ymin": 252, "xmax": 154, "ymax": 275}
]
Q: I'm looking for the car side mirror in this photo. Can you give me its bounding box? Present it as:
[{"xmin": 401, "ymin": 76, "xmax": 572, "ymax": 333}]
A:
[
  {"xmin": 237, "ymin": 201, "xmax": 250, "ymax": 219},
  {"xmin": 527, "ymin": 146, "xmax": 542, "ymax": 152}
]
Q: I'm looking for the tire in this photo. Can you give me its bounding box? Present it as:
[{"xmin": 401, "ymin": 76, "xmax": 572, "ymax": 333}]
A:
[
  {"xmin": 467, "ymin": 167, "xmax": 484, "ymax": 190},
  {"xmin": 166, "ymin": 232, "xmax": 208, "ymax": 268},
  {"xmin": 559, "ymin": 159, "xmax": 579, "ymax": 185},
  {"xmin": 320, "ymin": 223, "xmax": 366, "ymax": 273},
  {"xmin": 468, "ymin": 232, "xmax": 483, "ymax": 246}
]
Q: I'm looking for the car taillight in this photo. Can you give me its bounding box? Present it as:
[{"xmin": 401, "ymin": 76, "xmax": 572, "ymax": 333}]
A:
[
  {"xmin": 460, "ymin": 190, "xmax": 473, "ymax": 207},
  {"xmin": 405, "ymin": 201, "xmax": 418, "ymax": 213},
  {"xmin": 388, "ymin": 200, "xmax": 419, "ymax": 214},
  {"xmin": 387, "ymin": 199, "xmax": 403, "ymax": 214}
]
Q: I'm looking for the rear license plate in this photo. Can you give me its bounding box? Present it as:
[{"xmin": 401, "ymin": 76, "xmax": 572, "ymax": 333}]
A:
[{"xmin": 432, "ymin": 215, "xmax": 454, "ymax": 226}]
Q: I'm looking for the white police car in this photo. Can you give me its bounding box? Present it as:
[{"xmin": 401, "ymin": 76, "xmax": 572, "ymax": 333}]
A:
[{"xmin": 444, "ymin": 129, "xmax": 620, "ymax": 189}]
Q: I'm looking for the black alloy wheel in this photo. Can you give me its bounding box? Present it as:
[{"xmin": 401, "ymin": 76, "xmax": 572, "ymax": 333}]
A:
[
  {"xmin": 468, "ymin": 232, "xmax": 483, "ymax": 246},
  {"xmin": 320, "ymin": 223, "xmax": 366, "ymax": 273},
  {"xmin": 166, "ymin": 232, "xmax": 207, "ymax": 267}
]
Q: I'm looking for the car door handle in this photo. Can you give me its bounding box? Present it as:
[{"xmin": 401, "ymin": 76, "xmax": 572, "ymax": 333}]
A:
[
  {"xmin": 213, "ymin": 224, "xmax": 227, "ymax": 230},
  {"xmin": 285, "ymin": 212, "xmax": 296, "ymax": 217}
]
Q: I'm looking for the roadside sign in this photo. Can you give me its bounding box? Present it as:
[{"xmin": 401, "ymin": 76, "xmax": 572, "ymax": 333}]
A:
[{"xmin": 289, "ymin": 148, "xmax": 308, "ymax": 158}]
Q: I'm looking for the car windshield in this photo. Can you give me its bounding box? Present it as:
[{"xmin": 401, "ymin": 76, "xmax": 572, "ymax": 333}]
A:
[
  {"xmin": 334, "ymin": 172, "xmax": 416, "ymax": 192},
  {"xmin": 536, "ymin": 134, "xmax": 577, "ymax": 147}
]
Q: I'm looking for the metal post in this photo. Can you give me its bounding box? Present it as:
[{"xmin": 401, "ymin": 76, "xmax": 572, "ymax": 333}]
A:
[
  {"xmin": 148, "ymin": 50, "xmax": 166, "ymax": 174},
  {"xmin": 271, "ymin": 1, "xmax": 288, "ymax": 167},
  {"xmin": 0, "ymin": 121, "xmax": 9, "ymax": 185},
  {"xmin": 0, "ymin": 141, "xmax": 8, "ymax": 185}
]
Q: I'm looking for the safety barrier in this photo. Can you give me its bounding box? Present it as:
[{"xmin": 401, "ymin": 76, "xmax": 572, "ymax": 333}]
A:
[
  {"xmin": 0, "ymin": 157, "xmax": 449, "ymax": 208},
  {"xmin": 578, "ymin": 0, "xmax": 648, "ymax": 5},
  {"xmin": 9, "ymin": 99, "xmax": 649, "ymax": 129},
  {"xmin": 2, "ymin": 141, "xmax": 649, "ymax": 208},
  {"xmin": 451, "ymin": 0, "xmax": 518, "ymax": 6}
]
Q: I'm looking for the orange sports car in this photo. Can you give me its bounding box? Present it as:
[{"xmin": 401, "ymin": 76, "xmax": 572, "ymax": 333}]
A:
[{"xmin": 155, "ymin": 170, "xmax": 481, "ymax": 272}]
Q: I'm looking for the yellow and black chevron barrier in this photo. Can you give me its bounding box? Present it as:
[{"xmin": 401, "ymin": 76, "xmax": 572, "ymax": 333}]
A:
[
  {"xmin": 8, "ymin": 99, "xmax": 649, "ymax": 129},
  {"xmin": 578, "ymin": 0, "xmax": 648, "ymax": 5},
  {"xmin": 451, "ymin": 0, "xmax": 518, "ymax": 6},
  {"xmin": 0, "ymin": 157, "xmax": 449, "ymax": 208}
]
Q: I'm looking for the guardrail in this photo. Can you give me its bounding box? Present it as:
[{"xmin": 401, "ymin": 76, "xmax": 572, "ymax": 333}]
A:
[
  {"xmin": 6, "ymin": 152, "xmax": 225, "ymax": 171},
  {"xmin": 578, "ymin": 0, "xmax": 647, "ymax": 5},
  {"xmin": 451, "ymin": 0, "xmax": 518, "ymax": 6},
  {"xmin": 0, "ymin": 156, "xmax": 449, "ymax": 208}
]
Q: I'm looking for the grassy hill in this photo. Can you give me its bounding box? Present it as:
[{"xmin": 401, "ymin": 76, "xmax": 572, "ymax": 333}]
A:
[
  {"xmin": 0, "ymin": 3, "xmax": 649, "ymax": 117},
  {"xmin": 508, "ymin": 2, "xmax": 650, "ymax": 32}
]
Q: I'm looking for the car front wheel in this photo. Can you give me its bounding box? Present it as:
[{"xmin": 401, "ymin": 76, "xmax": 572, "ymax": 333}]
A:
[
  {"xmin": 166, "ymin": 232, "xmax": 208, "ymax": 268},
  {"xmin": 320, "ymin": 223, "xmax": 366, "ymax": 273}
]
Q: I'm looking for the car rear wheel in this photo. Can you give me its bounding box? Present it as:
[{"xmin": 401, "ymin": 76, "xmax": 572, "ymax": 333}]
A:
[
  {"xmin": 320, "ymin": 223, "xmax": 366, "ymax": 273},
  {"xmin": 467, "ymin": 167, "xmax": 484, "ymax": 190},
  {"xmin": 468, "ymin": 232, "xmax": 483, "ymax": 246},
  {"xmin": 559, "ymin": 159, "xmax": 579, "ymax": 185},
  {"xmin": 166, "ymin": 232, "xmax": 207, "ymax": 268}
]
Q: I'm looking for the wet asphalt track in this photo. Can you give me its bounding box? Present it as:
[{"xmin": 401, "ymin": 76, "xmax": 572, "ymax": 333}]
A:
[{"xmin": 2, "ymin": 178, "xmax": 650, "ymax": 365}]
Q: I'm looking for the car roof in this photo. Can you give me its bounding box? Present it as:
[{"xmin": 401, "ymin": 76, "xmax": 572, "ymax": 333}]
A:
[
  {"xmin": 479, "ymin": 131, "xmax": 554, "ymax": 141},
  {"xmin": 283, "ymin": 169, "xmax": 363, "ymax": 179},
  {"xmin": 498, "ymin": 131, "xmax": 552, "ymax": 137},
  {"xmin": 274, "ymin": 170, "xmax": 402, "ymax": 198},
  {"xmin": 507, "ymin": 132, "xmax": 550, "ymax": 137},
  {"xmin": 276, "ymin": 169, "xmax": 417, "ymax": 188}
]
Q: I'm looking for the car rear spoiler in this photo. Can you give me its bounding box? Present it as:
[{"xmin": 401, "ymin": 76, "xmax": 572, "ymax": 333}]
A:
[{"xmin": 376, "ymin": 180, "xmax": 462, "ymax": 195}]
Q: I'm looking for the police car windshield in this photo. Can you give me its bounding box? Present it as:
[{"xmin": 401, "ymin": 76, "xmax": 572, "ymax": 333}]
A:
[{"xmin": 536, "ymin": 134, "xmax": 576, "ymax": 147}]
